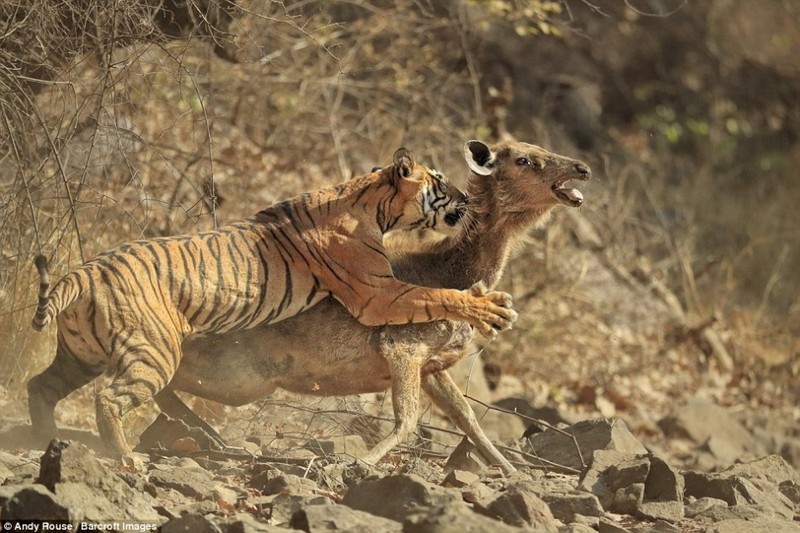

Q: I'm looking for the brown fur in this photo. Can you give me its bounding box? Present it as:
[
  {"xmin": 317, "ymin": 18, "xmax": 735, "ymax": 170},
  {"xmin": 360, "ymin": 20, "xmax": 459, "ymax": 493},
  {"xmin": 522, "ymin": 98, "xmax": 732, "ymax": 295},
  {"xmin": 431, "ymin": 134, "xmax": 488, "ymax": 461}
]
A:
[
  {"xmin": 27, "ymin": 148, "xmax": 519, "ymax": 456},
  {"xmin": 166, "ymin": 140, "xmax": 591, "ymax": 474}
]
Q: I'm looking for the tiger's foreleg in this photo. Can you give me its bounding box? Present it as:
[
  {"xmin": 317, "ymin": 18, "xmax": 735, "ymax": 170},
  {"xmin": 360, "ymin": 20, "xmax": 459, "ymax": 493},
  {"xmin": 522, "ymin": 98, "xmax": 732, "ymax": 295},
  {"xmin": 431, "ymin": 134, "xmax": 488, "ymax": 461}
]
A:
[
  {"xmin": 349, "ymin": 280, "xmax": 518, "ymax": 338},
  {"xmin": 27, "ymin": 344, "xmax": 104, "ymax": 442},
  {"xmin": 421, "ymin": 370, "xmax": 516, "ymax": 475}
]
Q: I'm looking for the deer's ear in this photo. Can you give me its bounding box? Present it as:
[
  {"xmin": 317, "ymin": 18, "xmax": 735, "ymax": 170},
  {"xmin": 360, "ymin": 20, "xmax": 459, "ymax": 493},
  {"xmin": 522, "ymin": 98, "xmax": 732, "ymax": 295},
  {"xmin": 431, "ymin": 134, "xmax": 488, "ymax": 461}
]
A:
[
  {"xmin": 392, "ymin": 147, "xmax": 415, "ymax": 180},
  {"xmin": 464, "ymin": 140, "xmax": 495, "ymax": 176}
]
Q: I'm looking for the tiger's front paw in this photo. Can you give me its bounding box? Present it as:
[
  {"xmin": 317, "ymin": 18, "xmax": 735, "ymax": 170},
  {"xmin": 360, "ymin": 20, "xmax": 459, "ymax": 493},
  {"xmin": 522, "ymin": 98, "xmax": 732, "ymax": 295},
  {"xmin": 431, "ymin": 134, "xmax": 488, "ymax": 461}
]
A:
[{"xmin": 467, "ymin": 283, "xmax": 518, "ymax": 338}]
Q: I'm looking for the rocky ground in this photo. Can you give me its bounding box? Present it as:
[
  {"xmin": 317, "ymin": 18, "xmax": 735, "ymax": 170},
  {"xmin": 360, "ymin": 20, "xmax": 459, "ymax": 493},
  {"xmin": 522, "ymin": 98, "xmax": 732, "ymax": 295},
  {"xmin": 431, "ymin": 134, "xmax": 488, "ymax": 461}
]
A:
[{"xmin": 1, "ymin": 378, "xmax": 799, "ymax": 532}]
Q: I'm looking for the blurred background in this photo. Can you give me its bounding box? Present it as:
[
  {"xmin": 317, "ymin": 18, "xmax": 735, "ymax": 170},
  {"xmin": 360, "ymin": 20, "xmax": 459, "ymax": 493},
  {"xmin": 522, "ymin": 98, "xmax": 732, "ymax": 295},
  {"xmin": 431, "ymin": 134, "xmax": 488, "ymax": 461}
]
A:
[{"xmin": 1, "ymin": 0, "xmax": 797, "ymax": 463}]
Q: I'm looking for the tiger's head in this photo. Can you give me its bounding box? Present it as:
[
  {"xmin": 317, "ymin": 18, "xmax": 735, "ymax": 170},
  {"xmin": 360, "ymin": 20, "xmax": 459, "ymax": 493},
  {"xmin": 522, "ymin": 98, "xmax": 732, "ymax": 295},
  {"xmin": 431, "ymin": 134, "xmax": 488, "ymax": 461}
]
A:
[{"xmin": 378, "ymin": 148, "xmax": 468, "ymax": 238}]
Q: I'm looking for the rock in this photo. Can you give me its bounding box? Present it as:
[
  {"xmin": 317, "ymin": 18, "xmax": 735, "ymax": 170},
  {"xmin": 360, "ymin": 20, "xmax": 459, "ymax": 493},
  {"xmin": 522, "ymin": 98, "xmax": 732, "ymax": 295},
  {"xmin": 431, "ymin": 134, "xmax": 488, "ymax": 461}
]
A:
[
  {"xmin": 0, "ymin": 457, "xmax": 10, "ymax": 483},
  {"xmin": 597, "ymin": 519, "xmax": 632, "ymax": 533},
  {"xmin": 637, "ymin": 456, "xmax": 684, "ymax": 522},
  {"xmin": 570, "ymin": 513, "xmax": 602, "ymax": 529},
  {"xmin": 249, "ymin": 465, "xmax": 286, "ymax": 491},
  {"xmin": 36, "ymin": 439, "xmax": 161, "ymax": 522},
  {"xmin": 442, "ymin": 469, "xmax": 480, "ymax": 488},
  {"xmin": 164, "ymin": 499, "xmax": 218, "ymax": 519},
  {"xmin": 0, "ymin": 450, "xmax": 39, "ymax": 484},
  {"xmin": 267, "ymin": 493, "xmax": 329, "ymax": 524},
  {"xmin": 684, "ymin": 497, "xmax": 728, "ymax": 518},
  {"xmin": 631, "ymin": 520, "xmax": 681, "ymax": 533},
  {"xmin": 148, "ymin": 464, "xmax": 216, "ymax": 499},
  {"xmin": 404, "ymin": 502, "xmax": 521, "ymax": 533},
  {"xmin": 658, "ymin": 398, "xmax": 756, "ymax": 466},
  {"xmin": 540, "ymin": 491, "xmax": 604, "ymax": 523},
  {"xmin": 0, "ymin": 483, "xmax": 69, "ymax": 520},
  {"xmin": 611, "ymin": 484, "xmax": 645, "ymax": 515},
  {"xmin": 698, "ymin": 503, "xmax": 780, "ymax": 523},
  {"xmin": 779, "ymin": 481, "xmax": 800, "ymax": 507},
  {"xmin": 213, "ymin": 485, "xmax": 240, "ymax": 507},
  {"xmin": 161, "ymin": 512, "xmax": 222, "ymax": 533},
  {"xmin": 684, "ymin": 463, "xmax": 795, "ymax": 520},
  {"xmin": 444, "ymin": 437, "xmax": 488, "ymax": 475},
  {"xmin": 342, "ymin": 473, "xmax": 462, "ymax": 522},
  {"xmin": 636, "ymin": 500, "xmax": 684, "ymax": 522},
  {"xmin": 340, "ymin": 461, "xmax": 382, "ymax": 486},
  {"xmin": 705, "ymin": 518, "xmax": 800, "ymax": 533},
  {"xmin": 524, "ymin": 418, "xmax": 647, "ymax": 472},
  {"xmin": 460, "ymin": 480, "xmax": 498, "ymax": 506},
  {"xmin": 780, "ymin": 439, "xmax": 800, "ymax": 469},
  {"xmin": 720, "ymin": 455, "xmax": 800, "ymax": 503},
  {"xmin": 304, "ymin": 435, "xmax": 369, "ymax": 458},
  {"xmin": 577, "ymin": 450, "xmax": 683, "ymax": 520},
  {"xmin": 289, "ymin": 502, "xmax": 402, "ymax": 532},
  {"xmin": 396, "ymin": 457, "xmax": 445, "ymax": 483},
  {"xmin": 318, "ymin": 461, "xmax": 380, "ymax": 492},
  {"xmin": 644, "ymin": 456, "xmax": 684, "ymax": 502},
  {"xmin": 578, "ymin": 450, "xmax": 650, "ymax": 511},
  {"xmin": 223, "ymin": 513, "xmax": 287, "ymax": 532},
  {"xmin": 121, "ymin": 451, "xmax": 149, "ymax": 472},
  {"xmin": 559, "ymin": 524, "xmax": 598, "ymax": 533},
  {"xmin": 482, "ymin": 484, "xmax": 560, "ymax": 531},
  {"xmin": 256, "ymin": 473, "xmax": 319, "ymax": 496}
]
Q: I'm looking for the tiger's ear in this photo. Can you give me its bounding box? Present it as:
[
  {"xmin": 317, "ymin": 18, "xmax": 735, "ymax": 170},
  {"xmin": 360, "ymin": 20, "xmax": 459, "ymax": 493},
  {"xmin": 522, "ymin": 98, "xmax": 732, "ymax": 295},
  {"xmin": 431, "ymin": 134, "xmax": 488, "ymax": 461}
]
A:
[
  {"xmin": 464, "ymin": 140, "xmax": 495, "ymax": 176},
  {"xmin": 392, "ymin": 148, "xmax": 415, "ymax": 181}
]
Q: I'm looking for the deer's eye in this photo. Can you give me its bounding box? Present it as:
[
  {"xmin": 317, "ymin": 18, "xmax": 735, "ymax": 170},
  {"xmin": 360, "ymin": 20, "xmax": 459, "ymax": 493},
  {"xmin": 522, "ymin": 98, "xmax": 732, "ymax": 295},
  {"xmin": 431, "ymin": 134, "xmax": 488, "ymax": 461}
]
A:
[{"xmin": 516, "ymin": 157, "xmax": 531, "ymax": 166}]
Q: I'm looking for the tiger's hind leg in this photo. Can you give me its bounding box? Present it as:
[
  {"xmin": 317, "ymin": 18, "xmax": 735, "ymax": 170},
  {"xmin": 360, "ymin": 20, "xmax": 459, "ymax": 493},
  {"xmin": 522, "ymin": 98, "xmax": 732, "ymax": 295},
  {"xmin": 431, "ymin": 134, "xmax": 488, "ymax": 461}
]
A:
[
  {"xmin": 27, "ymin": 343, "xmax": 105, "ymax": 444},
  {"xmin": 96, "ymin": 342, "xmax": 180, "ymax": 457}
]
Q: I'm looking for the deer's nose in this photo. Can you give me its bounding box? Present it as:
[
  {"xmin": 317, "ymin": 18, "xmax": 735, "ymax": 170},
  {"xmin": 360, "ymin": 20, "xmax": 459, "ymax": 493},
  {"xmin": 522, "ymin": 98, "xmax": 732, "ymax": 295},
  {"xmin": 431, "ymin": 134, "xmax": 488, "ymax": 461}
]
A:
[{"xmin": 575, "ymin": 162, "xmax": 591, "ymax": 177}]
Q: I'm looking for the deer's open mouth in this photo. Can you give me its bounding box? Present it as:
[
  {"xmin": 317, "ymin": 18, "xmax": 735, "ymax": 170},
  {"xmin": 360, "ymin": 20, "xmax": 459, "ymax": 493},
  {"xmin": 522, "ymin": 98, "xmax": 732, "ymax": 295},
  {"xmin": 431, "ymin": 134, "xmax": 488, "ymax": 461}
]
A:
[{"xmin": 552, "ymin": 178, "xmax": 587, "ymax": 207}]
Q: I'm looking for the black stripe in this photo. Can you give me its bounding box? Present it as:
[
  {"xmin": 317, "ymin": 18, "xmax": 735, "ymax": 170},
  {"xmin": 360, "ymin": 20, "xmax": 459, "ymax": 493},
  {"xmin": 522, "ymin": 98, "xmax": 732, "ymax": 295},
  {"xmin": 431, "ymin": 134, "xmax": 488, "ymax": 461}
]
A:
[
  {"xmin": 389, "ymin": 284, "xmax": 418, "ymax": 306},
  {"xmin": 186, "ymin": 245, "xmax": 209, "ymax": 325},
  {"xmin": 156, "ymin": 240, "xmax": 177, "ymax": 300},
  {"xmin": 115, "ymin": 351, "xmax": 171, "ymax": 386},
  {"xmin": 203, "ymin": 233, "xmax": 232, "ymax": 331},
  {"xmin": 247, "ymin": 239, "xmax": 272, "ymax": 328},
  {"xmin": 314, "ymin": 250, "xmax": 357, "ymax": 293},
  {"xmin": 305, "ymin": 275, "xmax": 320, "ymax": 307},
  {"xmin": 175, "ymin": 240, "xmax": 192, "ymax": 313},
  {"xmin": 276, "ymin": 258, "xmax": 293, "ymax": 318},
  {"xmin": 226, "ymin": 234, "xmax": 257, "ymax": 329},
  {"xmin": 275, "ymin": 226, "xmax": 311, "ymax": 267}
]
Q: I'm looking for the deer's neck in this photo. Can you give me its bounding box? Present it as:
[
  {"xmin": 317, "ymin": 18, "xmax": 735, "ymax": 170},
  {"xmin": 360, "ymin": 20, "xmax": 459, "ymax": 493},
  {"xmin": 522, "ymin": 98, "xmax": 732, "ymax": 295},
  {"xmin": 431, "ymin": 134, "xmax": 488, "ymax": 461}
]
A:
[
  {"xmin": 391, "ymin": 207, "xmax": 542, "ymax": 291},
  {"xmin": 392, "ymin": 173, "xmax": 558, "ymax": 289}
]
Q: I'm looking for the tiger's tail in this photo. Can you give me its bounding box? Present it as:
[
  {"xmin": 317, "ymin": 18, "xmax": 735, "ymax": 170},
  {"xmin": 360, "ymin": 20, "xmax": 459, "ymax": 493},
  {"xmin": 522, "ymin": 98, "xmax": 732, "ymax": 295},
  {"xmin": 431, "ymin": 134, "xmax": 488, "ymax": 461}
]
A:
[
  {"xmin": 32, "ymin": 254, "xmax": 53, "ymax": 330},
  {"xmin": 32, "ymin": 254, "xmax": 80, "ymax": 331}
]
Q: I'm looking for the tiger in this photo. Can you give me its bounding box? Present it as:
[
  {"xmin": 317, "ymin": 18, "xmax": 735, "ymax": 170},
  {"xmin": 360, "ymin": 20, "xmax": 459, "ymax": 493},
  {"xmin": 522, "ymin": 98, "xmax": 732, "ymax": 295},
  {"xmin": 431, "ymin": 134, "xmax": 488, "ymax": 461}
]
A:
[{"xmin": 27, "ymin": 148, "xmax": 519, "ymax": 456}]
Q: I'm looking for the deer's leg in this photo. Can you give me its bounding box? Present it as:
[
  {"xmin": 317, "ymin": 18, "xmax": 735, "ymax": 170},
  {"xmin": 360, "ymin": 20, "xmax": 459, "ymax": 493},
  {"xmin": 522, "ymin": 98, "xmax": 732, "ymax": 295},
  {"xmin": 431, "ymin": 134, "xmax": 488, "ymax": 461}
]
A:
[{"xmin": 422, "ymin": 370, "xmax": 515, "ymax": 475}]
